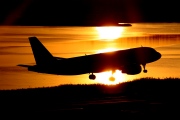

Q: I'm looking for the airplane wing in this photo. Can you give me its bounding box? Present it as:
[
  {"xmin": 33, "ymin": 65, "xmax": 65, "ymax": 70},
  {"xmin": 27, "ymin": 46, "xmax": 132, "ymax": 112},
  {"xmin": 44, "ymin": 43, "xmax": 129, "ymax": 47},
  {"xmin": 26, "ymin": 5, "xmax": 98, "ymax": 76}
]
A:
[
  {"xmin": 17, "ymin": 64, "xmax": 33, "ymax": 67},
  {"xmin": 54, "ymin": 57, "xmax": 67, "ymax": 60}
]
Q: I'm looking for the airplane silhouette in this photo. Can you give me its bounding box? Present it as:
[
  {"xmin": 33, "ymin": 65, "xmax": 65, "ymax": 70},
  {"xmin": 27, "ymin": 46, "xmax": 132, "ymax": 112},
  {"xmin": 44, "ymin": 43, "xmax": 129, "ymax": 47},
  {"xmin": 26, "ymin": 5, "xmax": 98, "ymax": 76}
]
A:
[{"xmin": 18, "ymin": 37, "xmax": 161, "ymax": 80}]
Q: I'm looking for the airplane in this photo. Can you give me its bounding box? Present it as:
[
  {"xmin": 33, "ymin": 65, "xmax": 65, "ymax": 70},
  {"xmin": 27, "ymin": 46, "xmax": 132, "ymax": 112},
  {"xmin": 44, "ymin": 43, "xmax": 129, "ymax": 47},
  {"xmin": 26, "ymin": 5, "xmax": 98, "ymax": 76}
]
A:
[{"xmin": 18, "ymin": 37, "xmax": 161, "ymax": 80}]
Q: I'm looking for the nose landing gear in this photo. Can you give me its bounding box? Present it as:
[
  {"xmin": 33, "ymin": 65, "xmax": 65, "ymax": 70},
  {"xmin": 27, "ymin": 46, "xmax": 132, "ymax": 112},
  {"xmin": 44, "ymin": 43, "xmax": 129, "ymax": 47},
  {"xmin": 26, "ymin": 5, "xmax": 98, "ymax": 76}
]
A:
[{"xmin": 142, "ymin": 64, "xmax": 148, "ymax": 73}]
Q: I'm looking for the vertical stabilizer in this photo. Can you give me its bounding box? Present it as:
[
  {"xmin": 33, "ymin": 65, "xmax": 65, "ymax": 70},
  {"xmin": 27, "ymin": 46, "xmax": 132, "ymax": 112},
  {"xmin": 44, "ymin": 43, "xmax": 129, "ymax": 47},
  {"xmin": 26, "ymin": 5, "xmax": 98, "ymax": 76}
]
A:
[{"xmin": 28, "ymin": 37, "xmax": 55, "ymax": 66}]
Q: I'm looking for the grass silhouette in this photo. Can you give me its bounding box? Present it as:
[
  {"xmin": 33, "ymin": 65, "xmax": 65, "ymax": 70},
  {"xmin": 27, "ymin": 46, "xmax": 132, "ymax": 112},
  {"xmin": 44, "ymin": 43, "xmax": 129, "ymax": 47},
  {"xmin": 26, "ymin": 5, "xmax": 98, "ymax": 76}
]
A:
[{"xmin": 1, "ymin": 77, "xmax": 180, "ymax": 119}]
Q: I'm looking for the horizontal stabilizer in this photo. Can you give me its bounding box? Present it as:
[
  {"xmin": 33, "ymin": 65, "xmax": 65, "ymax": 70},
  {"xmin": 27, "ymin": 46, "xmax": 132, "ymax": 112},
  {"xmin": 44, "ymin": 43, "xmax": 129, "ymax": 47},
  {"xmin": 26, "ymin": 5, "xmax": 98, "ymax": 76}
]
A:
[{"xmin": 17, "ymin": 64, "xmax": 33, "ymax": 68}]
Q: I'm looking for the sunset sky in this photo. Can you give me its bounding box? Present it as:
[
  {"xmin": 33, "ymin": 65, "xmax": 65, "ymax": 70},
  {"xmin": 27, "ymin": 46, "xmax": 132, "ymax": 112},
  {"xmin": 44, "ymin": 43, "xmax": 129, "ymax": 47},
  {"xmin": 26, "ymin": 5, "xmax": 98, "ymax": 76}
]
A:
[{"xmin": 0, "ymin": 0, "xmax": 180, "ymax": 26}]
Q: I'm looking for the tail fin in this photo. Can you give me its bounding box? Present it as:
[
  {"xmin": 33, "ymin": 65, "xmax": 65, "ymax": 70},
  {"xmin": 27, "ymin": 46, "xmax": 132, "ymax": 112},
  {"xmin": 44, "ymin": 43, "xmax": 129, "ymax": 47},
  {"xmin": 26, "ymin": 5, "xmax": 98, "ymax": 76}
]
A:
[{"xmin": 28, "ymin": 37, "xmax": 56, "ymax": 66}]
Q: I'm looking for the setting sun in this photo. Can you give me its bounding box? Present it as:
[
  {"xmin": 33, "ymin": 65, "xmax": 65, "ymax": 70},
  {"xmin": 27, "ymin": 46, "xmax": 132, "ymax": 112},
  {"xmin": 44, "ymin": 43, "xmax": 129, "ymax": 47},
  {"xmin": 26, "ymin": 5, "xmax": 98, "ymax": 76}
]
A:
[
  {"xmin": 95, "ymin": 26, "xmax": 124, "ymax": 40},
  {"xmin": 95, "ymin": 48, "xmax": 125, "ymax": 85}
]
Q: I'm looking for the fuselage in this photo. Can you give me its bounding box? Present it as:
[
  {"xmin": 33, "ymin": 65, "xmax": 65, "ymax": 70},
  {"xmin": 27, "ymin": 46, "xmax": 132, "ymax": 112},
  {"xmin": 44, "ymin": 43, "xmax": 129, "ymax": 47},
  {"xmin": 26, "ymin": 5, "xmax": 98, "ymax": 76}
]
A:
[
  {"xmin": 50, "ymin": 47, "xmax": 161, "ymax": 75},
  {"xmin": 19, "ymin": 37, "xmax": 162, "ymax": 79}
]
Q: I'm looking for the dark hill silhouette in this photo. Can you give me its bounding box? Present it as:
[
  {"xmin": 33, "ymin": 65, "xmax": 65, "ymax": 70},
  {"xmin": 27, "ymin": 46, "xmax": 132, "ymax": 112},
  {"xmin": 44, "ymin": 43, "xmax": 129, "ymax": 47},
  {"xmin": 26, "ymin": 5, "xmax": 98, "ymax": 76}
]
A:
[{"xmin": 1, "ymin": 77, "xmax": 180, "ymax": 119}]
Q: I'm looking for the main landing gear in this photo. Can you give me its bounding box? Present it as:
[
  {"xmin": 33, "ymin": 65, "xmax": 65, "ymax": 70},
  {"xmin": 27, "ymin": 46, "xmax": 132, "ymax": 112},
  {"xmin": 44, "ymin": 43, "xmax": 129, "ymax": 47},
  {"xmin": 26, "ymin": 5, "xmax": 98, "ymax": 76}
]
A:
[
  {"xmin": 109, "ymin": 76, "xmax": 115, "ymax": 81},
  {"xmin": 142, "ymin": 64, "xmax": 148, "ymax": 73},
  {"xmin": 109, "ymin": 70, "xmax": 115, "ymax": 81},
  {"xmin": 89, "ymin": 71, "xmax": 116, "ymax": 81},
  {"xmin": 89, "ymin": 73, "xmax": 96, "ymax": 80}
]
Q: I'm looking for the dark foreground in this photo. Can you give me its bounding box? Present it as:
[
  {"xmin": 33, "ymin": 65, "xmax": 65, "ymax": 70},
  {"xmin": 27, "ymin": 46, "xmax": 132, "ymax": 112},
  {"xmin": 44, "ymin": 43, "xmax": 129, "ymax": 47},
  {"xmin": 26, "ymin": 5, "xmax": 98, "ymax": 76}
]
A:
[{"xmin": 1, "ymin": 77, "xmax": 180, "ymax": 119}]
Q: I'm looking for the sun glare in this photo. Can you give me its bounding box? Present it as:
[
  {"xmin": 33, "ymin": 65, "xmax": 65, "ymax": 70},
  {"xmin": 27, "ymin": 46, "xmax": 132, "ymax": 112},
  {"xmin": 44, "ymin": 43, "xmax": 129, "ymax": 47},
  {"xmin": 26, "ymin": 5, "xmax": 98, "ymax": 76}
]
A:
[
  {"xmin": 95, "ymin": 26, "xmax": 124, "ymax": 40},
  {"xmin": 95, "ymin": 48, "xmax": 126, "ymax": 85},
  {"xmin": 96, "ymin": 48, "xmax": 119, "ymax": 53},
  {"xmin": 96, "ymin": 70, "xmax": 125, "ymax": 85}
]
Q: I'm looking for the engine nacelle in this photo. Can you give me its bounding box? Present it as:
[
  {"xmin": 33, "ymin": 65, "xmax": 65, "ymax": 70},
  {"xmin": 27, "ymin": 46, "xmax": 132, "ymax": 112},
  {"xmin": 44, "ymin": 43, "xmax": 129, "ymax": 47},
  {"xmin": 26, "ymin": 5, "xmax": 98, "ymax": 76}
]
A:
[{"xmin": 121, "ymin": 64, "xmax": 142, "ymax": 75}]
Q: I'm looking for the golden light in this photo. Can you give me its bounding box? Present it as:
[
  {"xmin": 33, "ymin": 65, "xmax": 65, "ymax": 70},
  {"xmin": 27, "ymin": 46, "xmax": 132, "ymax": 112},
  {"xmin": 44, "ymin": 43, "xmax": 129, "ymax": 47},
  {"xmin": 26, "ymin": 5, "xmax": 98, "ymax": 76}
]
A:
[
  {"xmin": 96, "ymin": 70, "xmax": 125, "ymax": 85},
  {"xmin": 95, "ymin": 26, "xmax": 124, "ymax": 40},
  {"xmin": 96, "ymin": 48, "xmax": 119, "ymax": 53},
  {"xmin": 95, "ymin": 48, "xmax": 126, "ymax": 85}
]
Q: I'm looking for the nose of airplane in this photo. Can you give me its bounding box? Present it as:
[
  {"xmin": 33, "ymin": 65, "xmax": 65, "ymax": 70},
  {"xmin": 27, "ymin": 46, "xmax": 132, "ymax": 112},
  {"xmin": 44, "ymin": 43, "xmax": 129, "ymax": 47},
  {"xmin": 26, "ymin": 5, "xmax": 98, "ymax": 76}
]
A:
[
  {"xmin": 149, "ymin": 51, "xmax": 161, "ymax": 63},
  {"xmin": 156, "ymin": 52, "xmax": 161, "ymax": 60}
]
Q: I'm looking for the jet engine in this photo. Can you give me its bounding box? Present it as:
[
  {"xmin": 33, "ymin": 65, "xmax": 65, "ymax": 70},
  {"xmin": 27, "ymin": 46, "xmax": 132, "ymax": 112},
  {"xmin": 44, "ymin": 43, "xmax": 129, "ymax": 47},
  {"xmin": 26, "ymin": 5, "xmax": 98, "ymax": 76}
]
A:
[{"xmin": 121, "ymin": 64, "xmax": 142, "ymax": 75}]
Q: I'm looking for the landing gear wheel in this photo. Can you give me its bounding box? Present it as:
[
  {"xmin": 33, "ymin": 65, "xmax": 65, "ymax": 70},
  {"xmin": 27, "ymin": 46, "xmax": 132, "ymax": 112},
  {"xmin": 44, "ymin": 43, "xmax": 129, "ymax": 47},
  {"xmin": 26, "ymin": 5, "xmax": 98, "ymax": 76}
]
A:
[
  {"xmin": 109, "ymin": 76, "xmax": 115, "ymax": 81},
  {"xmin": 143, "ymin": 69, "xmax": 147, "ymax": 73},
  {"xmin": 89, "ymin": 74, "xmax": 96, "ymax": 80},
  {"xmin": 142, "ymin": 64, "xmax": 148, "ymax": 73}
]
